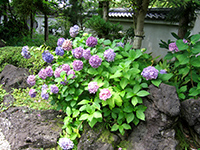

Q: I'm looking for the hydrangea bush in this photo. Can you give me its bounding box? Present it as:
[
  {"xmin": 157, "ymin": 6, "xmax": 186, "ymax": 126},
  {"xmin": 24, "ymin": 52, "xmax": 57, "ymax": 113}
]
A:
[
  {"xmin": 23, "ymin": 27, "xmax": 171, "ymax": 147},
  {"xmin": 160, "ymin": 32, "xmax": 200, "ymax": 100}
]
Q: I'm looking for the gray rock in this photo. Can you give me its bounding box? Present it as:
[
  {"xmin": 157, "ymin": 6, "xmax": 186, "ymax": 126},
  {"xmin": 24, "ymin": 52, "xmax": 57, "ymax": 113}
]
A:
[
  {"xmin": 0, "ymin": 107, "xmax": 64, "ymax": 150},
  {"xmin": 77, "ymin": 123, "xmax": 120, "ymax": 150},
  {"xmin": 181, "ymin": 99, "xmax": 200, "ymax": 135},
  {"xmin": 0, "ymin": 64, "xmax": 30, "ymax": 92}
]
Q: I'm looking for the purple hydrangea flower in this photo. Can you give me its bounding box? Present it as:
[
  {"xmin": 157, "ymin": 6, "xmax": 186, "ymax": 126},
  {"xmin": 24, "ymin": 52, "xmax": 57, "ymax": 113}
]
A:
[
  {"xmin": 88, "ymin": 82, "xmax": 99, "ymax": 94},
  {"xmin": 141, "ymin": 66, "xmax": 159, "ymax": 80},
  {"xmin": 62, "ymin": 64, "xmax": 70, "ymax": 74},
  {"xmin": 83, "ymin": 49, "xmax": 91, "ymax": 60},
  {"xmin": 62, "ymin": 39, "xmax": 73, "ymax": 51},
  {"xmin": 50, "ymin": 85, "xmax": 59, "ymax": 94},
  {"xmin": 69, "ymin": 25, "xmax": 79, "ymax": 38},
  {"xmin": 183, "ymin": 39, "xmax": 188, "ymax": 43},
  {"xmin": 104, "ymin": 49, "xmax": 116, "ymax": 62},
  {"xmin": 42, "ymin": 50, "xmax": 54, "ymax": 63},
  {"xmin": 27, "ymin": 75, "xmax": 36, "ymax": 86},
  {"xmin": 45, "ymin": 66, "xmax": 53, "ymax": 77},
  {"xmin": 57, "ymin": 38, "xmax": 65, "ymax": 47},
  {"xmin": 73, "ymin": 60, "xmax": 83, "ymax": 71},
  {"xmin": 58, "ymin": 138, "xmax": 74, "ymax": 150},
  {"xmin": 54, "ymin": 68, "xmax": 64, "ymax": 78},
  {"xmin": 89, "ymin": 55, "xmax": 102, "ymax": 68},
  {"xmin": 60, "ymin": 81, "xmax": 67, "ymax": 85},
  {"xmin": 41, "ymin": 90, "xmax": 49, "ymax": 100},
  {"xmin": 29, "ymin": 89, "xmax": 37, "ymax": 98},
  {"xmin": 116, "ymin": 42, "xmax": 124, "ymax": 48},
  {"xmin": 159, "ymin": 69, "xmax": 167, "ymax": 74},
  {"xmin": 67, "ymin": 70, "xmax": 76, "ymax": 79},
  {"xmin": 169, "ymin": 42, "xmax": 179, "ymax": 52},
  {"xmin": 38, "ymin": 68, "xmax": 47, "ymax": 80},
  {"xmin": 99, "ymin": 88, "xmax": 112, "ymax": 101},
  {"xmin": 72, "ymin": 47, "xmax": 84, "ymax": 59},
  {"xmin": 55, "ymin": 47, "xmax": 65, "ymax": 56},
  {"xmin": 86, "ymin": 36, "xmax": 98, "ymax": 47},
  {"xmin": 21, "ymin": 46, "xmax": 31, "ymax": 59},
  {"xmin": 42, "ymin": 84, "xmax": 48, "ymax": 91}
]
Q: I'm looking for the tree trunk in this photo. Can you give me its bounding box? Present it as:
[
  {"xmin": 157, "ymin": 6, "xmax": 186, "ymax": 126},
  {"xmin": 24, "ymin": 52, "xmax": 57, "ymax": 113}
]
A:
[
  {"xmin": 44, "ymin": 0, "xmax": 48, "ymax": 41},
  {"xmin": 30, "ymin": 12, "xmax": 33, "ymax": 39},
  {"xmin": 133, "ymin": 0, "xmax": 150, "ymax": 49},
  {"xmin": 99, "ymin": 1, "xmax": 109, "ymax": 21}
]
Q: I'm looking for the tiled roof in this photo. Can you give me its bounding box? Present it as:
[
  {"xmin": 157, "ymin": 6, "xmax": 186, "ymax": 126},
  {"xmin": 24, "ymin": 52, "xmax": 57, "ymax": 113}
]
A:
[{"xmin": 109, "ymin": 8, "xmax": 171, "ymax": 20}]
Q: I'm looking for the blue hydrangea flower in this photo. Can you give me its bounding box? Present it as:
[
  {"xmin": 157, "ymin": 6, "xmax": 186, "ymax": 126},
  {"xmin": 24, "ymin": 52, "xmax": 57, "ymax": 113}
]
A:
[
  {"xmin": 41, "ymin": 90, "xmax": 49, "ymax": 100},
  {"xmin": 55, "ymin": 47, "xmax": 64, "ymax": 56},
  {"xmin": 29, "ymin": 89, "xmax": 37, "ymax": 98},
  {"xmin": 141, "ymin": 66, "xmax": 159, "ymax": 80},
  {"xmin": 89, "ymin": 55, "xmax": 102, "ymax": 68},
  {"xmin": 42, "ymin": 50, "xmax": 54, "ymax": 63},
  {"xmin": 57, "ymin": 38, "xmax": 65, "ymax": 47},
  {"xmin": 86, "ymin": 36, "xmax": 97, "ymax": 47},
  {"xmin": 104, "ymin": 49, "xmax": 116, "ymax": 62},
  {"xmin": 69, "ymin": 25, "xmax": 79, "ymax": 38},
  {"xmin": 50, "ymin": 85, "xmax": 59, "ymax": 94},
  {"xmin": 21, "ymin": 46, "xmax": 31, "ymax": 59},
  {"xmin": 73, "ymin": 60, "xmax": 83, "ymax": 71},
  {"xmin": 159, "ymin": 69, "xmax": 167, "ymax": 74},
  {"xmin": 116, "ymin": 42, "xmax": 124, "ymax": 48},
  {"xmin": 58, "ymin": 138, "xmax": 74, "ymax": 150}
]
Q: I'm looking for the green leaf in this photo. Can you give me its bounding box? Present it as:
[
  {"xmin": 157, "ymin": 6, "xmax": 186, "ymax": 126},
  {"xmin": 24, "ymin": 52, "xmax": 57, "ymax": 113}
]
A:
[
  {"xmin": 110, "ymin": 70, "xmax": 122, "ymax": 79},
  {"xmin": 60, "ymin": 71, "xmax": 66, "ymax": 79},
  {"xmin": 126, "ymin": 113, "xmax": 135, "ymax": 123},
  {"xmin": 151, "ymin": 79, "xmax": 162, "ymax": 87},
  {"xmin": 113, "ymin": 94, "xmax": 123, "ymax": 107},
  {"xmin": 189, "ymin": 87, "xmax": 200, "ymax": 96},
  {"xmin": 79, "ymin": 113, "xmax": 89, "ymax": 120},
  {"xmin": 136, "ymin": 90, "xmax": 150, "ymax": 97},
  {"xmin": 124, "ymin": 43, "xmax": 132, "ymax": 51},
  {"xmin": 78, "ymin": 100, "xmax": 90, "ymax": 105},
  {"xmin": 65, "ymin": 95, "xmax": 73, "ymax": 101},
  {"xmin": 136, "ymin": 110, "xmax": 145, "ymax": 121},
  {"xmin": 66, "ymin": 107, "xmax": 72, "ymax": 116},
  {"xmin": 103, "ymin": 40, "xmax": 111, "ymax": 45},
  {"xmin": 111, "ymin": 124, "xmax": 119, "ymax": 131},
  {"xmin": 126, "ymin": 91, "xmax": 134, "ymax": 99},
  {"xmin": 107, "ymin": 97, "xmax": 115, "ymax": 110},
  {"xmin": 179, "ymin": 86, "xmax": 187, "ymax": 92},
  {"xmin": 88, "ymin": 68, "xmax": 98, "ymax": 75},
  {"xmin": 129, "ymin": 50, "xmax": 136, "ymax": 60},
  {"xmin": 122, "ymin": 123, "xmax": 131, "ymax": 130},
  {"xmin": 119, "ymin": 126, "xmax": 125, "ymax": 135},
  {"xmin": 131, "ymin": 97, "xmax": 138, "ymax": 106},
  {"xmin": 123, "ymin": 105, "xmax": 134, "ymax": 113},
  {"xmin": 191, "ymin": 41, "xmax": 200, "ymax": 53},
  {"xmin": 73, "ymin": 110, "xmax": 80, "ymax": 118},
  {"xmin": 191, "ymin": 34, "xmax": 200, "ymax": 44},
  {"xmin": 133, "ymin": 84, "xmax": 141, "ymax": 94},
  {"xmin": 176, "ymin": 39, "xmax": 189, "ymax": 50},
  {"xmin": 93, "ymin": 111, "xmax": 102, "ymax": 118},
  {"xmin": 159, "ymin": 73, "xmax": 173, "ymax": 81},
  {"xmin": 66, "ymin": 126, "xmax": 72, "ymax": 134},
  {"xmin": 88, "ymin": 118, "xmax": 97, "ymax": 128},
  {"xmin": 164, "ymin": 53, "xmax": 173, "ymax": 60},
  {"xmin": 120, "ymin": 78, "xmax": 129, "ymax": 89},
  {"xmin": 191, "ymin": 57, "xmax": 200, "ymax": 67},
  {"xmin": 177, "ymin": 54, "xmax": 189, "ymax": 65},
  {"xmin": 133, "ymin": 117, "xmax": 140, "ymax": 126},
  {"xmin": 54, "ymin": 77, "xmax": 62, "ymax": 83}
]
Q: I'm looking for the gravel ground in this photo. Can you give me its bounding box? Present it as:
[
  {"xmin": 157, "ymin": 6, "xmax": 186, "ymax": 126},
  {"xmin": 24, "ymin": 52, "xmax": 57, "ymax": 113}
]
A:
[{"xmin": 0, "ymin": 129, "xmax": 11, "ymax": 150}]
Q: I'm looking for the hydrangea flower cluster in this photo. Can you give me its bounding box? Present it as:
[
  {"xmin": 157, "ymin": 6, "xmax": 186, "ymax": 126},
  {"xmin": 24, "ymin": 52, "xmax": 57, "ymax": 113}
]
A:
[
  {"xmin": 55, "ymin": 47, "xmax": 64, "ymax": 56},
  {"xmin": 62, "ymin": 64, "xmax": 70, "ymax": 73},
  {"xmin": 41, "ymin": 84, "xmax": 49, "ymax": 100},
  {"xmin": 69, "ymin": 25, "xmax": 79, "ymax": 38},
  {"xmin": 45, "ymin": 66, "xmax": 53, "ymax": 77},
  {"xmin": 21, "ymin": 46, "xmax": 31, "ymax": 59},
  {"xmin": 86, "ymin": 36, "xmax": 98, "ymax": 47},
  {"xmin": 73, "ymin": 60, "xmax": 83, "ymax": 71},
  {"xmin": 89, "ymin": 55, "xmax": 102, "ymax": 68},
  {"xmin": 29, "ymin": 89, "xmax": 37, "ymax": 98},
  {"xmin": 83, "ymin": 49, "xmax": 91, "ymax": 60},
  {"xmin": 62, "ymin": 39, "xmax": 73, "ymax": 51},
  {"xmin": 141, "ymin": 66, "xmax": 159, "ymax": 80},
  {"xmin": 38, "ymin": 68, "xmax": 47, "ymax": 80},
  {"xmin": 99, "ymin": 88, "xmax": 112, "ymax": 101},
  {"xmin": 57, "ymin": 37, "xmax": 65, "ymax": 47},
  {"xmin": 159, "ymin": 69, "xmax": 167, "ymax": 74},
  {"xmin": 51, "ymin": 85, "xmax": 59, "ymax": 94},
  {"xmin": 58, "ymin": 138, "xmax": 74, "ymax": 150},
  {"xmin": 42, "ymin": 50, "xmax": 54, "ymax": 63},
  {"xmin": 67, "ymin": 70, "xmax": 76, "ymax": 79},
  {"xmin": 116, "ymin": 42, "xmax": 124, "ymax": 48},
  {"xmin": 72, "ymin": 47, "xmax": 84, "ymax": 59},
  {"xmin": 104, "ymin": 49, "xmax": 116, "ymax": 62},
  {"xmin": 169, "ymin": 42, "xmax": 179, "ymax": 52},
  {"xmin": 88, "ymin": 82, "xmax": 99, "ymax": 94},
  {"xmin": 27, "ymin": 75, "xmax": 36, "ymax": 86},
  {"xmin": 54, "ymin": 68, "xmax": 64, "ymax": 78}
]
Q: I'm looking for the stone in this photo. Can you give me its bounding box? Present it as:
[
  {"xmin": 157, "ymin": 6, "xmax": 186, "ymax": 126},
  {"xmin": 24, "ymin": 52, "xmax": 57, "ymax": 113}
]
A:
[
  {"xmin": 0, "ymin": 107, "xmax": 64, "ymax": 150},
  {"xmin": 77, "ymin": 123, "xmax": 120, "ymax": 150},
  {"xmin": 181, "ymin": 99, "xmax": 200, "ymax": 135},
  {"xmin": 0, "ymin": 64, "xmax": 30, "ymax": 92},
  {"xmin": 120, "ymin": 83, "xmax": 180, "ymax": 150},
  {"xmin": 2, "ymin": 94, "xmax": 15, "ymax": 108}
]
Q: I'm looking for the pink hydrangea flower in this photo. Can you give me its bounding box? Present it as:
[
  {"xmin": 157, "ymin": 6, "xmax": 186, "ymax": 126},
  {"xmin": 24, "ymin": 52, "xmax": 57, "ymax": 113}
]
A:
[
  {"xmin": 38, "ymin": 68, "xmax": 47, "ymax": 80},
  {"xmin": 54, "ymin": 68, "xmax": 64, "ymax": 78},
  {"xmin": 62, "ymin": 39, "xmax": 73, "ymax": 51},
  {"xmin": 73, "ymin": 60, "xmax": 83, "ymax": 71},
  {"xmin": 45, "ymin": 66, "xmax": 53, "ymax": 77},
  {"xmin": 62, "ymin": 64, "xmax": 70, "ymax": 74},
  {"xmin": 169, "ymin": 42, "xmax": 179, "ymax": 52},
  {"xmin": 27, "ymin": 75, "xmax": 36, "ymax": 86},
  {"xmin": 88, "ymin": 82, "xmax": 99, "ymax": 94},
  {"xmin": 99, "ymin": 88, "xmax": 112, "ymax": 101}
]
